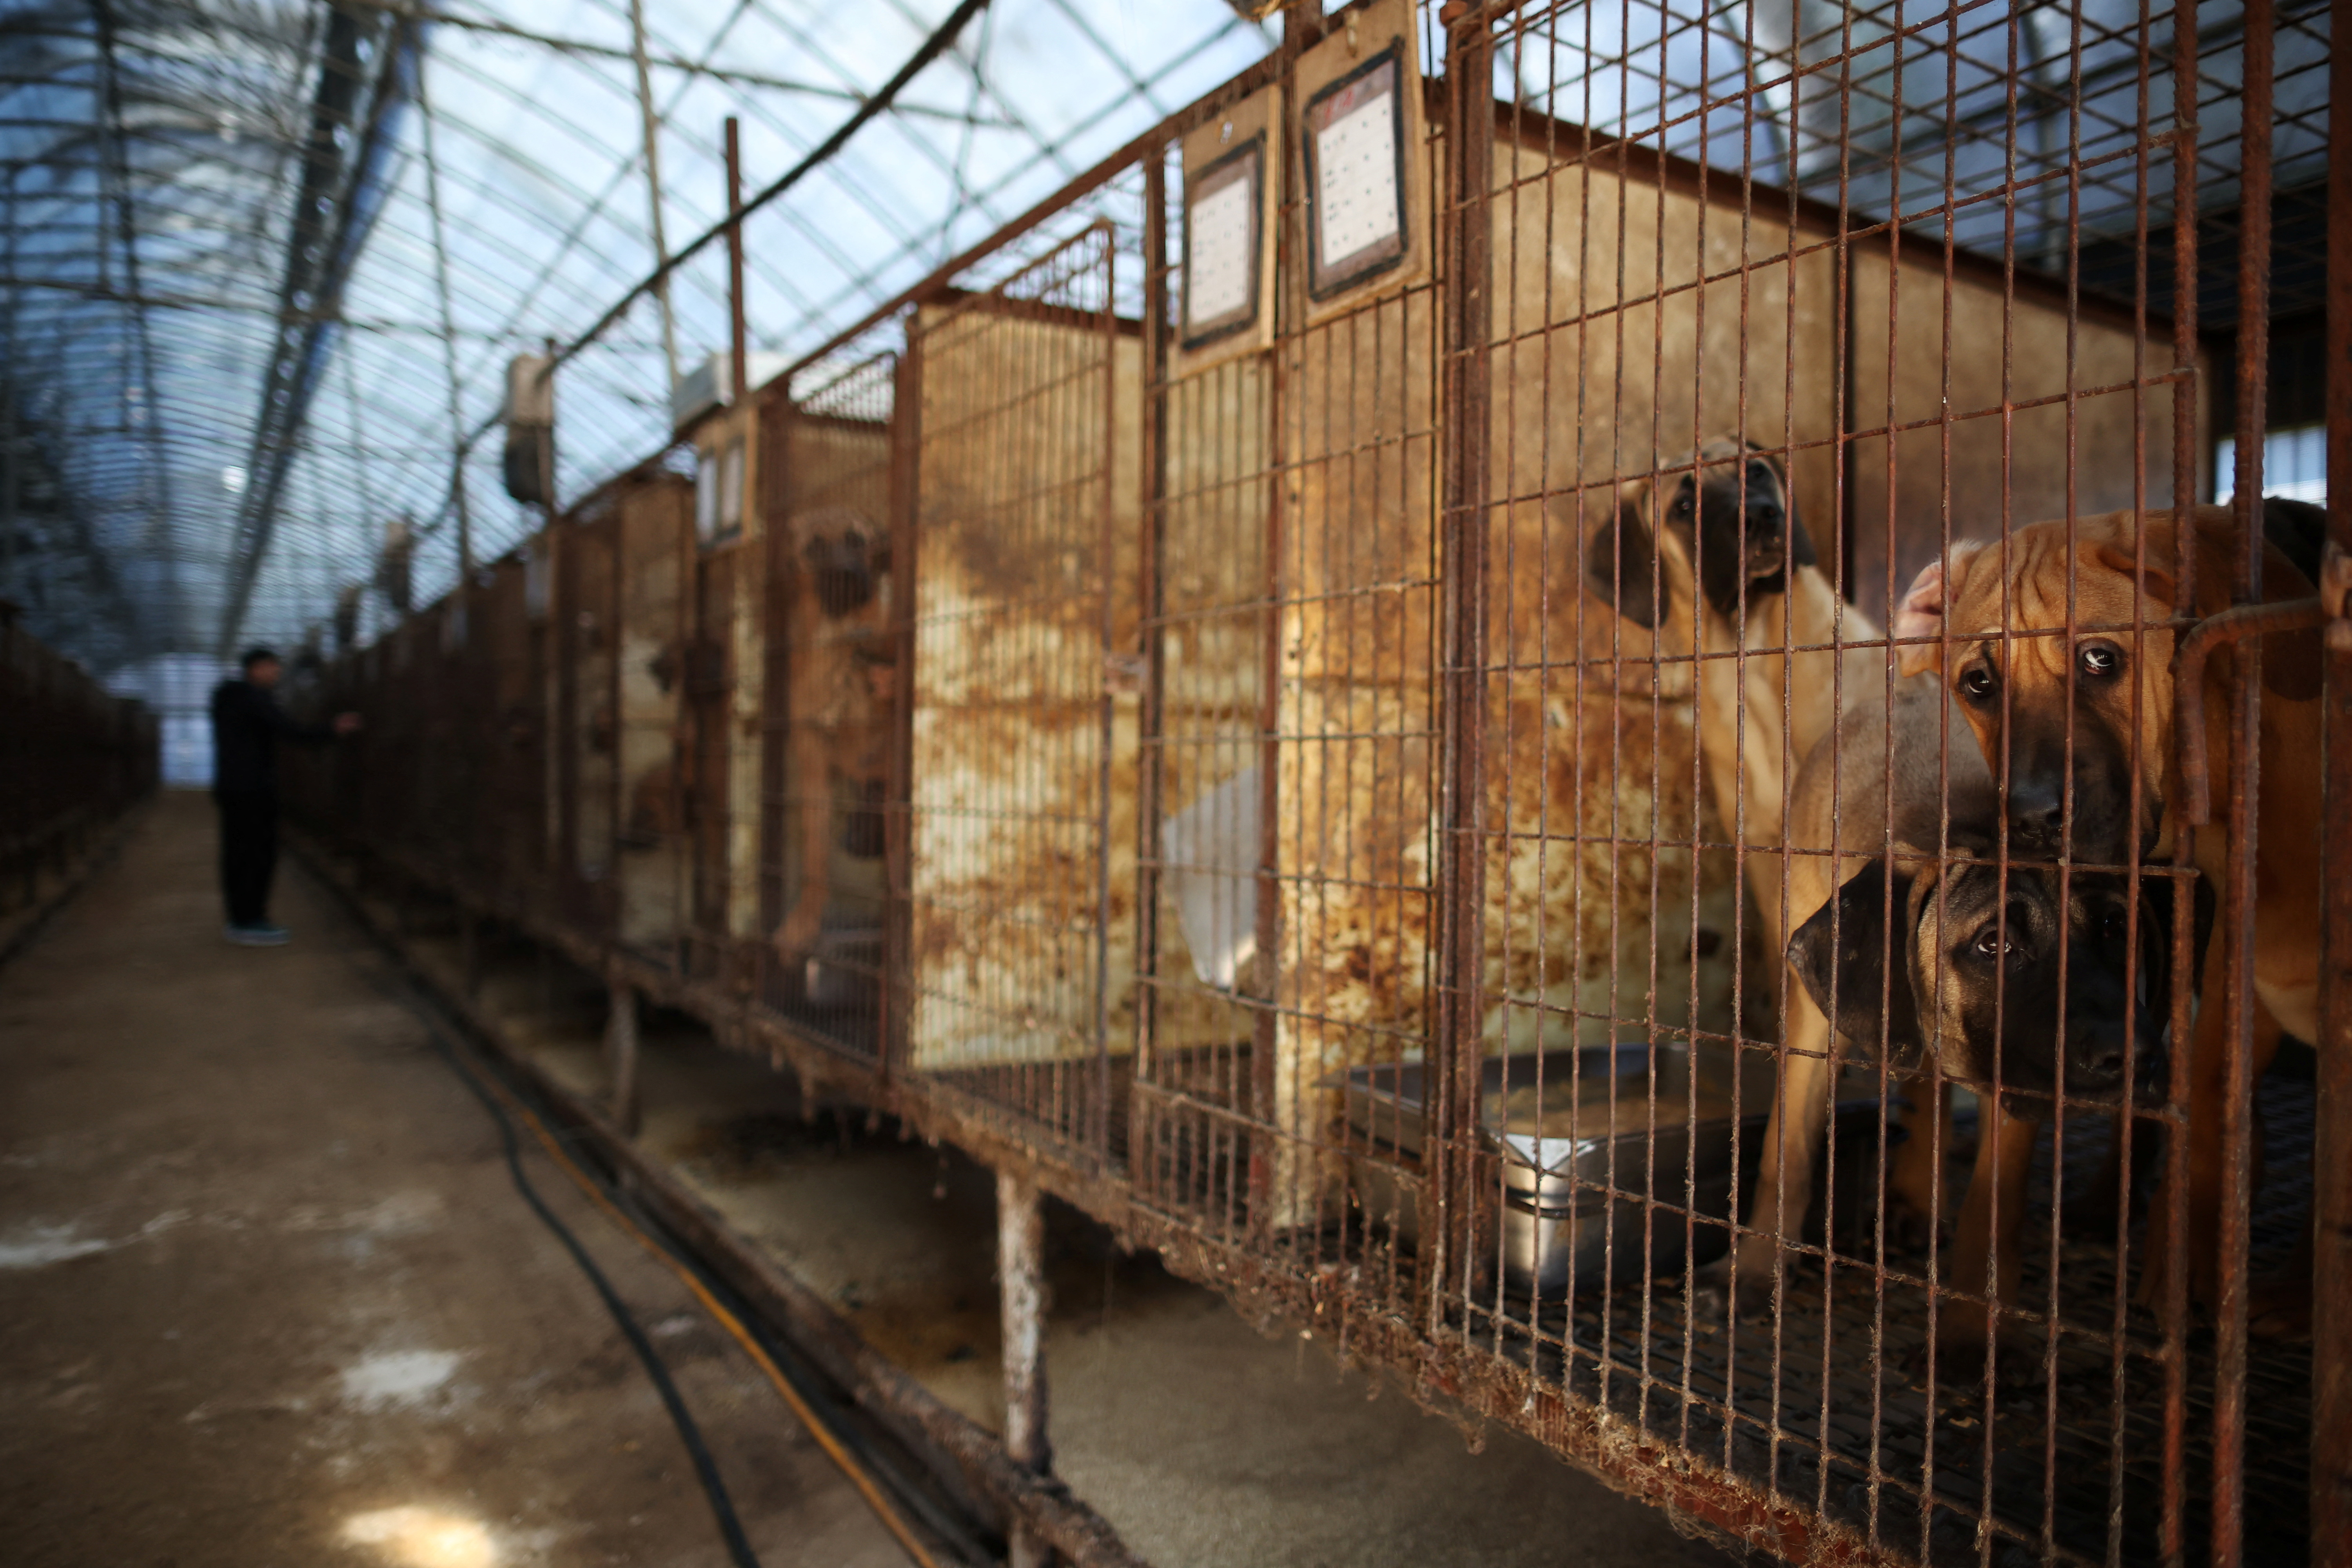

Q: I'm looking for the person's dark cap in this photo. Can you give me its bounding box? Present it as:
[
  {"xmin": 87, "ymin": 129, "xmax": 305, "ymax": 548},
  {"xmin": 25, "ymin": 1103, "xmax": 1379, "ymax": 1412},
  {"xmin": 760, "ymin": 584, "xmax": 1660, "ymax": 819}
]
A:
[{"xmin": 239, "ymin": 646, "xmax": 280, "ymax": 671}]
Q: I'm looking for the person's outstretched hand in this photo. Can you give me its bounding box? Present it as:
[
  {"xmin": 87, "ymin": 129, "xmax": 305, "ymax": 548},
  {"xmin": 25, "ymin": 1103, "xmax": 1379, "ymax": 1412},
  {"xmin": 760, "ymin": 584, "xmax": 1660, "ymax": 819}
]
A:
[{"xmin": 334, "ymin": 712, "xmax": 362, "ymax": 735}]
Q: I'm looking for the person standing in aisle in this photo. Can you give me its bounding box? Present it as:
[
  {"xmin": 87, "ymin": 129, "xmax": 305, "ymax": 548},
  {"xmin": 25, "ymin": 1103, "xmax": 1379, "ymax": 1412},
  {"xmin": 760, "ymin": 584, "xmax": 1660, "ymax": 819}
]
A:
[{"xmin": 209, "ymin": 646, "xmax": 359, "ymax": 946}]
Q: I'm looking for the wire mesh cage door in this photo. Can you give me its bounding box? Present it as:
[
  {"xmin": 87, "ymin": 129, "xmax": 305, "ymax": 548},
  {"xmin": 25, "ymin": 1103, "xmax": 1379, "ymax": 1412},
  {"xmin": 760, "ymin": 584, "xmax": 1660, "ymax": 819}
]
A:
[
  {"xmin": 1434, "ymin": 0, "xmax": 2333, "ymax": 1562},
  {"xmin": 1135, "ymin": 11, "xmax": 1451, "ymax": 1304},
  {"xmin": 764, "ymin": 351, "xmax": 902, "ymax": 1061},
  {"xmin": 899, "ymin": 223, "xmax": 1138, "ymax": 1162}
]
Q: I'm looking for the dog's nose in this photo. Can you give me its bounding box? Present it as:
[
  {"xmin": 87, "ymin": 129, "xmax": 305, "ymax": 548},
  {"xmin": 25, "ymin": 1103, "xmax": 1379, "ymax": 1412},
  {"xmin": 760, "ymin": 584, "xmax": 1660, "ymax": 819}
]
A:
[
  {"xmin": 2007, "ymin": 782, "xmax": 2065, "ymax": 845},
  {"xmin": 2073, "ymin": 1040, "xmax": 2127, "ymax": 1087}
]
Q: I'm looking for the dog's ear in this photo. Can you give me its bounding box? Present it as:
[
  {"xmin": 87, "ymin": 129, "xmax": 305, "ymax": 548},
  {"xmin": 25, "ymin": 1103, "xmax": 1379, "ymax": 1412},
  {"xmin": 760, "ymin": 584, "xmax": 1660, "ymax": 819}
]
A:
[
  {"xmin": 1586, "ymin": 490, "xmax": 1661, "ymax": 629},
  {"xmin": 1789, "ymin": 861, "xmax": 1923, "ymax": 1067},
  {"xmin": 1893, "ymin": 558, "xmax": 1948, "ymax": 677},
  {"xmin": 2098, "ymin": 509, "xmax": 2325, "ymax": 701}
]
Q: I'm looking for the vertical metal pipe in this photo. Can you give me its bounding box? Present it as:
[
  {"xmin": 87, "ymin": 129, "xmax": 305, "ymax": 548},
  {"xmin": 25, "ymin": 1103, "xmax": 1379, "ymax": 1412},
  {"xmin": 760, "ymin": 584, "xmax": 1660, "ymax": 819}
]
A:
[
  {"xmin": 2212, "ymin": 2, "xmax": 2276, "ymax": 1559},
  {"xmin": 626, "ymin": 0, "xmax": 681, "ymax": 398},
  {"xmin": 1134, "ymin": 146, "xmax": 1170, "ymax": 1108},
  {"xmin": 996, "ymin": 1168, "xmax": 1050, "ymax": 1568},
  {"xmin": 2, "ymin": 164, "xmax": 15, "ymax": 606},
  {"xmin": 2161, "ymin": 5, "xmax": 2203, "ymax": 1555},
  {"xmin": 726, "ymin": 116, "xmax": 749, "ymax": 412},
  {"xmin": 1434, "ymin": 1, "xmax": 1495, "ymax": 1324},
  {"xmin": 416, "ymin": 53, "xmax": 474, "ymax": 579},
  {"xmin": 606, "ymin": 971, "xmax": 641, "ymax": 1137},
  {"xmin": 2312, "ymin": 2, "xmax": 2352, "ymax": 1557},
  {"xmin": 883, "ymin": 343, "xmax": 921, "ymax": 1080}
]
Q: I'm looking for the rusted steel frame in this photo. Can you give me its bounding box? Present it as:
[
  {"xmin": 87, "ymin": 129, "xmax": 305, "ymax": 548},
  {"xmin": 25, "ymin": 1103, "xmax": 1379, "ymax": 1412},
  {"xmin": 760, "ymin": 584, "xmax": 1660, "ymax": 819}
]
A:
[
  {"xmin": 2207, "ymin": 2, "xmax": 2276, "ymax": 1558},
  {"xmin": 923, "ymin": 284, "xmax": 1147, "ymax": 338},
  {"xmin": 2315, "ymin": 3, "xmax": 2352, "ymax": 1557},
  {"xmin": 785, "ymin": 43, "xmax": 1294, "ymax": 384},
  {"xmin": 996, "ymin": 1171, "xmax": 1052, "ymax": 1568},
  {"xmin": 726, "ymin": 116, "xmax": 748, "ymax": 404},
  {"xmin": 2160, "ymin": 2, "xmax": 2203, "ymax": 1552},
  {"xmin": 1089, "ymin": 230, "xmax": 1123, "ymax": 1172},
  {"xmin": 884, "ymin": 344, "xmax": 921, "ymax": 1080},
  {"xmin": 2171, "ymin": 598, "xmax": 2328, "ymax": 826},
  {"xmin": 1133, "ymin": 145, "xmax": 1171, "ymax": 1135},
  {"xmin": 1480, "ymin": 92, "xmax": 2192, "ymax": 344},
  {"xmin": 1246, "ymin": 20, "xmax": 1307, "ymax": 1250},
  {"xmin": 1428, "ymin": 6, "xmax": 1496, "ymax": 1334}
]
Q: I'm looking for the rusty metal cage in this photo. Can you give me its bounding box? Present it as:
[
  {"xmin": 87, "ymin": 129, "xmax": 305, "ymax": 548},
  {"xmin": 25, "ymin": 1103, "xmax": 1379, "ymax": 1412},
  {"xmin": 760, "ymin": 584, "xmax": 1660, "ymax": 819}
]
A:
[
  {"xmin": 1, "ymin": 613, "xmax": 156, "ymax": 917},
  {"xmin": 278, "ymin": 2, "xmax": 2352, "ymax": 1561},
  {"xmin": 762, "ymin": 350, "xmax": 902, "ymax": 1060}
]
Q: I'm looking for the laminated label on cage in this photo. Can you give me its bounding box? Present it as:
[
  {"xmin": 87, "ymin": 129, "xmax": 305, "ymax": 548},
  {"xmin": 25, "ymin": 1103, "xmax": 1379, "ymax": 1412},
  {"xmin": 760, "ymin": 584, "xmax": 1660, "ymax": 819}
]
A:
[
  {"xmin": 1176, "ymin": 84, "xmax": 1281, "ymax": 377},
  {"xmin": 1293, "ymin": 0, "xmax": 1428, "ymax": 326}
]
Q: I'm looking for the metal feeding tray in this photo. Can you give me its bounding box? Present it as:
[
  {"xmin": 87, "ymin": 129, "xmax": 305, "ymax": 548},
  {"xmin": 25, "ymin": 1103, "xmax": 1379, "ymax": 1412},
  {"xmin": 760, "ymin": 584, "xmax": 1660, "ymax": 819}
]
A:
[{"xmin": 1337, "ymin": 1044, "xmax": 1788, "ymax": 1292}]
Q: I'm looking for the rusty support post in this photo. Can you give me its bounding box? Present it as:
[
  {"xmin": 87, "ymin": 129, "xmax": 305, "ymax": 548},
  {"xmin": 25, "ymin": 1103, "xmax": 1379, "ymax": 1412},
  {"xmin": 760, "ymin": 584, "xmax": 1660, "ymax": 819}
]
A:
[
  {"xmin": 2209, "ymin": 1, "xmax": 2276, "ymax": 1559},
  {"xmin": 2315, "ymin": 0, "xmax": 2352, "ymax": 1554},
  {"xmin": 606, "ymin": 970, "xmax": 641, "ymax": 1137},
  {"xmin": 882, "ymin": 345, "xmax": 921, "ymax": 1080},
  {"xmin": 725, "ymin": 116, "xmax": 748, "ymax": 411},
  {"xmin": 1432, "ymin": 0, "xmax": 1496, "ymax": 1324},
  {"xmin": 997, "ymin": 1169, "xmax": 1051, "ymax": 1568},
  {"xmin": 1133, "ymin": 143, "xmax": 1170, "ymax": 1196}
]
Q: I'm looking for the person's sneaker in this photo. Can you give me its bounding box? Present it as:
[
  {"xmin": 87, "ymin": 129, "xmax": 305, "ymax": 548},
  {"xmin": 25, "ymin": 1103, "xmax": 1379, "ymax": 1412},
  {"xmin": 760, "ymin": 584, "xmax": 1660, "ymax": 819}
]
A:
[{"xmin": 225, "ymin": 923, "xmax": 290, "ymax": 947}]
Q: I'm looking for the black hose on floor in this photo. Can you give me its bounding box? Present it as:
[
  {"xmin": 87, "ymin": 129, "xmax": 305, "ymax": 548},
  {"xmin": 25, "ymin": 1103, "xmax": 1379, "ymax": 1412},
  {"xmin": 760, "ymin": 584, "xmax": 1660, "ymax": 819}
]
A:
[{"xmin": 410, "ymin": 987, "xmax": 765, "ymax": 1568}]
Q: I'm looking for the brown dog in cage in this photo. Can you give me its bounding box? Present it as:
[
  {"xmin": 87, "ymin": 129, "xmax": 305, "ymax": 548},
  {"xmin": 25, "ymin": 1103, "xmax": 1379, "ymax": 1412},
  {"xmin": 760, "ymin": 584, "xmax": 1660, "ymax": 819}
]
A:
[
  {"xmin": 769, "ymin": 505, "xmax": 896, "ymax": 965},
  {"xmin": 1586, "ymin": 438, "xmax": 1884, "ymax": 990},
  {"xmin": 1772, "ymin": 671, "xmax": 2178, "ymax": 1364},
  {"xmin": 1585, "ymin": 440, "xmax": 1962, "ymax": 1248},
  {"xmin": 1894, "ymin": 501, "xmax": 2323, "ymax": 1332}
]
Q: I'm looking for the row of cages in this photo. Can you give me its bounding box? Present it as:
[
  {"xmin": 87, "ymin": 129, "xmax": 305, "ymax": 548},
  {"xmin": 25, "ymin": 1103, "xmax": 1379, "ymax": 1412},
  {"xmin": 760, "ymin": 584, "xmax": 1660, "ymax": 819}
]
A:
[
  {"xmin": 2, "ymin": 613, "xmax": 158, "ymax": 905},
  {"xmin": 284, "ymin": 1, "xmax": 2349, "ymax": 1562}
]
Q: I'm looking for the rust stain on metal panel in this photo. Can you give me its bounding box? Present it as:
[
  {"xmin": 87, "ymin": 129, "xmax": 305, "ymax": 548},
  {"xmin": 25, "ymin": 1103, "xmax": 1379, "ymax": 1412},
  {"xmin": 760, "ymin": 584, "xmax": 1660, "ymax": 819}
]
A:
[
  {"xmin": 909, "ymin": 293, "xmax": 1145, "ymax": 1069},
  {"xmin": 1267, "ymin": 281, "xmax": 1441, "ymax": 1223},
  {"xmin": 616, "ymin": 474, "xmax": 690, "ymax": 950}
]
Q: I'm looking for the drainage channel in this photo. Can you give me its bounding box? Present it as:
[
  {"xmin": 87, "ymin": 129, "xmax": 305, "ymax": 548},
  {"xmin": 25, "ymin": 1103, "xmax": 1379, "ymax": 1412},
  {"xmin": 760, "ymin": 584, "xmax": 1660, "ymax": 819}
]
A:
[{"xmin": 298, "ymin": 840, "xmax": 1150, "ymax": 1568}]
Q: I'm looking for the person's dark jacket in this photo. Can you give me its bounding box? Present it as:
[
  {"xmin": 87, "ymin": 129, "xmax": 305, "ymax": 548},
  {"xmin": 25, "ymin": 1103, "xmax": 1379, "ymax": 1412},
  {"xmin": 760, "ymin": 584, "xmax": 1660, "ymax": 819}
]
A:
[{"xmin": 210, "ymin": 679, "xmax": 333, "ymax": 795}]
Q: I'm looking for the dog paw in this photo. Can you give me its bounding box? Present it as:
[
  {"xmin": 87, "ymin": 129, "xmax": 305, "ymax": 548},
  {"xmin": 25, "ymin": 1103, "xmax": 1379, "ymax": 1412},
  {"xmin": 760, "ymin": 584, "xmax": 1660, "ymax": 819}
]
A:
[{"xmin": 1689, "ymin": 1240, "xmax": 1786, "ymax": 1318}]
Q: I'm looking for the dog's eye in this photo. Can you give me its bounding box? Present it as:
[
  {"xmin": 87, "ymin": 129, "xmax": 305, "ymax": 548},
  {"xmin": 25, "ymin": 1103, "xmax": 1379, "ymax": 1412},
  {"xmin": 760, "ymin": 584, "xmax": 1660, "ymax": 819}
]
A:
[
  {"xmin": 2078, "ymin": 642, "xmax": 2120, "ymax": 679},
  {"xmin": 1973, "ymin": 926, "xmax": 2013, "ymax": 960},
  {"xmin": 1672, "ymin": 490, "xmax": 1694, "ymax": 517},
  {"xmin": 1959, "ymin": 663, "xmax": 2000, "ymax": 702},
  {"xmin": 2100, "ymin": 906, "xmax": 2131, "ymax": 946}
]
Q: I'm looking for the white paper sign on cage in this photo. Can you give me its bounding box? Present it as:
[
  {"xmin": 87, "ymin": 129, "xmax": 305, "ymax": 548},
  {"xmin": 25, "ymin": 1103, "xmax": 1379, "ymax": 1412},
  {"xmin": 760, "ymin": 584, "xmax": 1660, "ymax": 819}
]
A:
[
  {"xmin": 1161, "ymin": 766, "xmax": 1260, "ymax": 993},
  {"xmin": 1306, "ymin": 50, "xmax": 1405, "ymax": 295}
]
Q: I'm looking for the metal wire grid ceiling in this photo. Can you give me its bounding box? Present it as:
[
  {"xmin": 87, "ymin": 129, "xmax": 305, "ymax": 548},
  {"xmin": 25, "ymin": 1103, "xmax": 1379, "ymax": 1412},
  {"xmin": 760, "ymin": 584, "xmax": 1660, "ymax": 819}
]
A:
[
  {"xmin": 0, "ymin": 0, "xmax": 1277, "ymax": 674},
  {"xmin": 1, "ymin": 0, "xmax": 2320, "ymax": 681}
]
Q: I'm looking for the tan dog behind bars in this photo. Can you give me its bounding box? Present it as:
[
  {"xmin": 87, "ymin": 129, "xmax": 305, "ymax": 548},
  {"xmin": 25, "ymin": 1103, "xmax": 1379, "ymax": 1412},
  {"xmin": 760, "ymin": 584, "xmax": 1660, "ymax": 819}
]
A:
[
  {"xmin": 1775, "ymin": 673, "xmax": 2174, "ymax": 1357},
  {"xmin": 1894, "ymin": 503, "xmax": 2323, "ymax": 1325},
  {"xmin": 1586, "ymin": 440, "xmax": 1884, "ymax": 987},
  {"xmin": 1586, "ymin": 441, "xmax": 1949, "ymax": 1258},
  {"xmin": 770, "ymin": 505, "xmax": 896, "ymax": 962}
]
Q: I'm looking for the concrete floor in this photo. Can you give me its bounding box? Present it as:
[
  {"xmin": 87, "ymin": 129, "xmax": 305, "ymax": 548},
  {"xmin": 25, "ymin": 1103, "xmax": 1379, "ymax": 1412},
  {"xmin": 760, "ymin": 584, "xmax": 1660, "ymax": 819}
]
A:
[
  {"xmin": 0, "ymin": 794, "xmax": 906, "ymax": 1568},
  {"xmin": 2, "ymin": 793, "xmax": 1741, "ymax": 1568}
]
